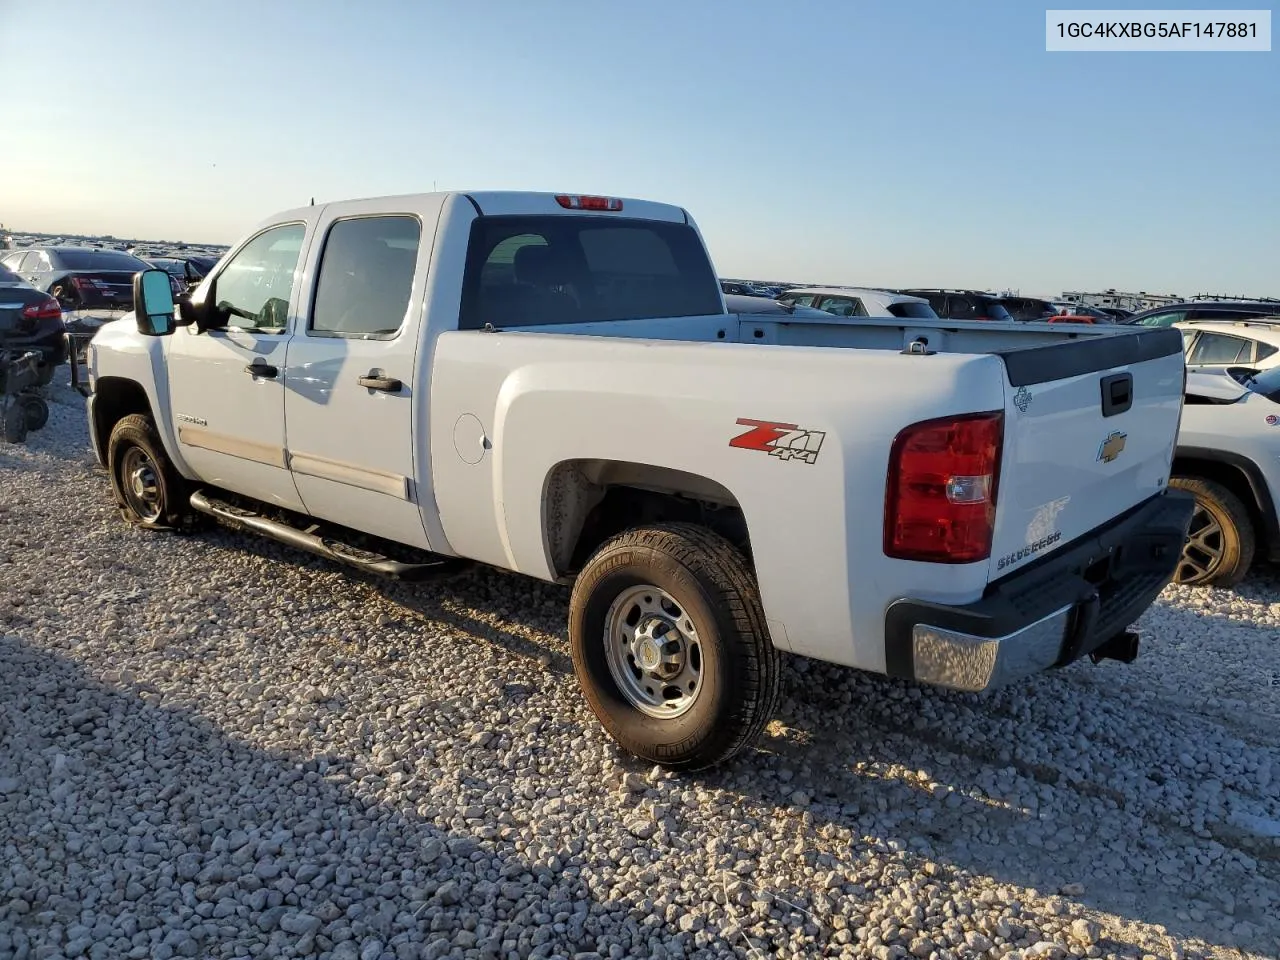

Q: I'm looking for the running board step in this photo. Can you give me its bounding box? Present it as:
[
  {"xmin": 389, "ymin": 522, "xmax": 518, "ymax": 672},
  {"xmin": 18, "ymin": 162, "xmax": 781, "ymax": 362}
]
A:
[{"xmin": 188, "ymin": 490, "xmax": 468, "ymax": 582}]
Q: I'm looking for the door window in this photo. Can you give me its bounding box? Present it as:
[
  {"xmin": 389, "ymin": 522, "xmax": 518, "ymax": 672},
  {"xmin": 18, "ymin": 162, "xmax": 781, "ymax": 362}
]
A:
[
  {"xmin": 1187, "ymin": 332, "xmax": 1251, "ymax": 365},
  {"xmin": 211, "ymin": 223, "xmax": 305, "ymax": 332},
  {"xmin": 818, "ymin": 296, "xmax": 866, "ymax": 317},
  {"xmin": 946, "ymin": 295, "xmax": 976, "ymax": 319},
  {"xmin": 310, "ymin": 215, "xmax": 421, "ymax": 338},
  {"xmin": 781, "ymin": 293, "xmax": 815, "ymax": 307}
]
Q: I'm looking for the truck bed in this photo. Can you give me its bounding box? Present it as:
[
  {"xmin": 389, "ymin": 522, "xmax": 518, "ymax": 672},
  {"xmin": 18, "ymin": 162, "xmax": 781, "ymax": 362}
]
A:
[{"xmin": 505, "ymin": 310, "xmax": 1137, "ymax": 355}]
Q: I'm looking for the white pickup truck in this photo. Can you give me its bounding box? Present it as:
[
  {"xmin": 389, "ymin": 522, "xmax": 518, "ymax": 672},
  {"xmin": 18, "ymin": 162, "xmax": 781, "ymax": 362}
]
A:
[{"xmin": 85, "ymin": 190, "xmax": 1193, "ymax": 769}]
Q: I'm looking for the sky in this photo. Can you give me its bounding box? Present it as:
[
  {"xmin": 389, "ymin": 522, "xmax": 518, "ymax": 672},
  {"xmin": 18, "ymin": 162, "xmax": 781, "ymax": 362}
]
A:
[{"xmin": 0, "ymin": 0, "xmax": 1276, "ymax": 296}]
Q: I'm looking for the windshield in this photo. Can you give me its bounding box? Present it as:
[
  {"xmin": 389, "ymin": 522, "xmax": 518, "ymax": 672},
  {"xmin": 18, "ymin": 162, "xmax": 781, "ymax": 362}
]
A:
[{"xmin": 461, "ymin": 215, "xmax": 723, "ymax": 329}]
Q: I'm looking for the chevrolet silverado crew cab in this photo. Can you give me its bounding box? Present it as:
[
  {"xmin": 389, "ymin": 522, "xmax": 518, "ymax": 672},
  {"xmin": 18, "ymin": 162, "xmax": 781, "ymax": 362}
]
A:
[{"xmin": 85, "ymin": 190, "xmax": 1193, "ymax": 769}]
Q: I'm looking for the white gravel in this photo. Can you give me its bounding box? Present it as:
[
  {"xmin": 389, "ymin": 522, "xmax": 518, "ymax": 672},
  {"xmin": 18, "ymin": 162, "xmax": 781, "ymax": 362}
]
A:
[{"xmin": 1, "ymin": 380, "xmax": 1278, "ymax": 960}]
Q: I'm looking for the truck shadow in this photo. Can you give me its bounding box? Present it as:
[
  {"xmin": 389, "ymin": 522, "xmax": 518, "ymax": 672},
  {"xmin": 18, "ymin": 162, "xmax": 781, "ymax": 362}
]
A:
[
  {"xmin": 205, "ymin": 529, "xmax": 1280, "ymax": 957},
  {"xmin": 0, "ymin": 635, "xmax": 633, "ymax": 960}
]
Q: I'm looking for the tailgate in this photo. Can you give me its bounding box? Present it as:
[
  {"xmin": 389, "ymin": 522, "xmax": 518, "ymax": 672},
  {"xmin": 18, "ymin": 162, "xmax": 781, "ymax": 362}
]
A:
[{"xmin": 989, "ymin": 328, "xmax": 1185, "ymax": 578}]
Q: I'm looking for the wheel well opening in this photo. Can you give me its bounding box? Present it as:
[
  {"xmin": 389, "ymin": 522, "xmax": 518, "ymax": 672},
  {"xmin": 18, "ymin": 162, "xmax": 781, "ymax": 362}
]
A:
[
  {"xmin": 92, "ymin": 378, "xmax": 153, "ymax": 463},
  {"xmin": 543, "ymin": 460, "xmax": 749, "ymax": 578},
  {"xmin": 1171, "ymin": 456, "xmax": 1266, "ymax": 546}
]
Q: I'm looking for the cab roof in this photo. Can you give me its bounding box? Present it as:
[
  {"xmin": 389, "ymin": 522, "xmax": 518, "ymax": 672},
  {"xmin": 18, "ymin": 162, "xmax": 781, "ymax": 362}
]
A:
[{"xmin": 266, "ymin": 191, "xmax": 691, "ymax": 227}]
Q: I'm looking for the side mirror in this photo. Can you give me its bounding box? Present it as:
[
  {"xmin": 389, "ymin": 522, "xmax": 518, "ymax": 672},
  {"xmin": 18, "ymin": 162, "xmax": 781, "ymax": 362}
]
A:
[{"xmin": 132, "ymin": 269, "xmax": 176, "ymax": 336}]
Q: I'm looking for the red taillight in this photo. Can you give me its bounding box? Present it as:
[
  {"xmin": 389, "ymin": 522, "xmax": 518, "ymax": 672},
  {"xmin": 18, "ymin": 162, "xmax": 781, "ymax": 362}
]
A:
[
  {"xmin": 1047, "ymin": 315, "xmax": 1096, "ymax": 324},
  {"xmin": 20, "ymin": 297, "xmax": 62, "ymax": 321},
  {"xmin": 71, "ymin": 277, "xmax": 100, "ymax": 291},
  {"xmin": 884, "ymin": 411, "xmax": 1003, "ymax": 563},
  {"xmin": 555, "ymin": 194, "xmax": 623, "ymax": 212}
]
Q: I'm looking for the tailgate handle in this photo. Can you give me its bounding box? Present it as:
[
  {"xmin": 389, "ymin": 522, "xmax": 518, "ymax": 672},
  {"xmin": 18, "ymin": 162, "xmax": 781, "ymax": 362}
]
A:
[{"xmin": 1100, "ymin": 373, "xmax": 1132, "ymax": 417}]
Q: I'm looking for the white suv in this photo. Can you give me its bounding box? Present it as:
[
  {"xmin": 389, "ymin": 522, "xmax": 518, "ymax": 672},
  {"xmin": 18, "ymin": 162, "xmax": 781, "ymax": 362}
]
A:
[
  {"xmin": 776, "ymin": 286, "xmax": 937, "ymax": 319},
  {"xmin": 1177, "ymin": 318, "xmax": 1280, "ymax": 373}
]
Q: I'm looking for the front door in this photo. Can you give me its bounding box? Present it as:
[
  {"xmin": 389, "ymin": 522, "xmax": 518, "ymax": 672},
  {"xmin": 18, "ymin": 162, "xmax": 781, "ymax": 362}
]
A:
[
  {"xmin": 282, "ymin": 205, "xmax": 435, "ymax": 549},
  {"xmin": 165, "ymin": 222, "xmax": 307, "ymax": 511}
]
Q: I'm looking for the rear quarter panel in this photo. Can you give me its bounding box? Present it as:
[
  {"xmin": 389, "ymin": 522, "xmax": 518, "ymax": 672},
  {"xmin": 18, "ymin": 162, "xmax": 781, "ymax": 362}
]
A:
[{"xmin": 428, "ymin": 331, "xmax": 1007, "ymax": 671}]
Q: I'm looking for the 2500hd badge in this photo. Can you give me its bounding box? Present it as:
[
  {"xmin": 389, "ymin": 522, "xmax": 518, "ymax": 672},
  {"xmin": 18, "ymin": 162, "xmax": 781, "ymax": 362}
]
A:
[{"xmin": 996, "ymin": 530, "xmax": 1063, "ymax": 571}]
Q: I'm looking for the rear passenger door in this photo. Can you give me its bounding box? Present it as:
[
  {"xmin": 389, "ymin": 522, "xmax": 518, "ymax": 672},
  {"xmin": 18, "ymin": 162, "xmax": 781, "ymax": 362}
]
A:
[{"xmin": 283, "ymin": 199, "xmax": 444, "ymax": 549}]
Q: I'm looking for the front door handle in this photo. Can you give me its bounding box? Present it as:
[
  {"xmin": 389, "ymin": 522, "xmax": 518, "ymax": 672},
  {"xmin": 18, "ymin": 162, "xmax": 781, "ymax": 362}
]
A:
[
  {"xmin": 357, "ymin": 373, "xmax": 402, "ymax": 393},
  {"xmin": 245, "ymin": 360, "xmax": 278, "ymax": 379}
]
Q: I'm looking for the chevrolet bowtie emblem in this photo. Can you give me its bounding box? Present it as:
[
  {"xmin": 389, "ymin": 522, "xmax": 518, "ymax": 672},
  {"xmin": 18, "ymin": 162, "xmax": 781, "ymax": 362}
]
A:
[{"xmin": 1097, "ymin": 430, "xmax": 1127, "ymax": 464}]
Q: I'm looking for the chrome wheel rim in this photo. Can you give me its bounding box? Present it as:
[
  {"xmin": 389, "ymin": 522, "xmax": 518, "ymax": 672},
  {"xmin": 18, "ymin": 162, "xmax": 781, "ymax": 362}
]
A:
[
  {"xmin": 604, "ymin": 585, "xmax": 703, "ymax": 718},
  {"xmin": 1175, "ymin": 502, "xmax": 1225, "ymax": 583},
  {"xmin": 121, "ymin": 446, "xmax": 162, "ymax": 523}
]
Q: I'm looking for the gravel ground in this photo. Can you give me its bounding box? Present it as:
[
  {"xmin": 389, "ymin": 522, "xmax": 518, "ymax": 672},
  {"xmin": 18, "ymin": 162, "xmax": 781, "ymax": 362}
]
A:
[{"xmin": 1, "ymin": 381, "xmax": 1278, "ymax": 960}]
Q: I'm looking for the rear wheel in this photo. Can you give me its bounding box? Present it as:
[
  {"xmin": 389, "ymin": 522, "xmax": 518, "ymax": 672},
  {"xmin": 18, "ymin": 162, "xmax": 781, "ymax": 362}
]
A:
[
  {"xmin": 1169, "ymin": 476, "xmax": 1254, "ymax": 587},
  {"xmin": 569, "ymin": 523, "xmax": 780, "ymax": 770},
  {"xmin": 107, "ymin": 414, "xmax": 198, "ymax": 531}
]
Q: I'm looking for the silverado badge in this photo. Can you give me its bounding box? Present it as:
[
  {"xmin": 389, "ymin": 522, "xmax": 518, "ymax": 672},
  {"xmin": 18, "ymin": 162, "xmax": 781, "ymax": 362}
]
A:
[{"xmin": 1097, "ymin": 430, "xmax": 1127, "ymax": 464}]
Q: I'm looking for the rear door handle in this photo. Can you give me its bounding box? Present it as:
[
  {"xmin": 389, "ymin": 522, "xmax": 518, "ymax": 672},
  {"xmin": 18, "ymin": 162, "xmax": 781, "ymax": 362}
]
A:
[
  {"xmin": 357, "ymin": 373, "xmax": 402, "ymax": 393},
  {"xmin": 245, "ymin": 360, "xmax": 278, "ymax": 379}
]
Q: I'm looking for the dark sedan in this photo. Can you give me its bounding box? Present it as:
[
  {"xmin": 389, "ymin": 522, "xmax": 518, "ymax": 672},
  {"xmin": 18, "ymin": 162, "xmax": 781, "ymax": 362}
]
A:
[
  {"xmin": 0, "ymin": 263, "xmax": 67, "ymax": 385},
  {"xmin": 0, "ymin": 246, "xmax": 151, "ymax": 313}
]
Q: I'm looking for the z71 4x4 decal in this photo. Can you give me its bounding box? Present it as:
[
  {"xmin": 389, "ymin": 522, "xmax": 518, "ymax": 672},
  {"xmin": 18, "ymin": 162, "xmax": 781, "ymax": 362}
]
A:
[{"xmin": 729, "ymin": 418, "xmax": 826, "ymax": 465}]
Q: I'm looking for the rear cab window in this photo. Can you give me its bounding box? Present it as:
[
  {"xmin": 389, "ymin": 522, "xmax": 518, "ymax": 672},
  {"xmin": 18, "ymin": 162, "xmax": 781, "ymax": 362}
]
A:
[{"xmin": 460, "ymin": 216, "xmax": 723, "ymax": 329}]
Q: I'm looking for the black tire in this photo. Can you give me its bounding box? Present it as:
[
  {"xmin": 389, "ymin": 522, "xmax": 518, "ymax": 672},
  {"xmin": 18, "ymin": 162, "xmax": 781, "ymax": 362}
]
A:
[
  {"xmin": 1169, "ymin": 476, "xmax": 1255, "ymax": 587},
  {"xmin": 3, "ymin": 403, "xmax": 28, "ymax": 444},
  {"xmin": 569, "ymin": 522, "xmax": 780, "ymax": 770},
  {"xmin": 106, "ymin": 413, "xmax": 198, "ymax": 531},
  {"xmin": 21, "ymin": 396, "xmax": 48, "ymax": 432}
]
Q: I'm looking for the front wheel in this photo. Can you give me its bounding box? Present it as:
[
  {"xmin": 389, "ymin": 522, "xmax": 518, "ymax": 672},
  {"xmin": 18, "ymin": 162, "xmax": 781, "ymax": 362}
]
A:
[
  {"xmin": 106, "ymin": 414, "xmax": 198, "ymax": 531},
  {"xmin": 1169, "ymin": 476, "xmax": 1255, "ymax": 587},
  {"xmin": 569, "ymin": 523, "xmax": 780, "ymax": 770}
]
